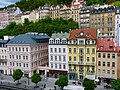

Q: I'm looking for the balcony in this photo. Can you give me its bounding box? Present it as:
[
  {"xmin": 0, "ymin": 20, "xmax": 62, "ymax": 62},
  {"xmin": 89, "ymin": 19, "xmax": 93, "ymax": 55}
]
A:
[
  {"xmin": 87, "ymin": 71, "xmax": 95, "ymax": 75},
  {"xmin": 91, "ymin": 62, "xmax": 96, "ymax": 66},
  {"xmin": 68, "ymin": 61, "xmax": 77, "ymax": 64},
  {"xmin": 79, "ymin": 70, "xmax": 84, "ymax": 74},
  {"xmin": 78, "ymin": 61, "xmax": 84, "ymax": 65},
  {"xmin": 69, "ymin": 69, "xmax": 77, "ymax": 73},
  {"xmin": 79, "ymin": 53, "xmax": 84, "ymax": 56}
]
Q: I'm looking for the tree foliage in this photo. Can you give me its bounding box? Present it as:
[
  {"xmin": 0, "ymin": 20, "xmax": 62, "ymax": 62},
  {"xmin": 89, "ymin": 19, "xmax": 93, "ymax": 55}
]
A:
[
  {"xmin": 112, "ymin": 79, "xmax": 120, "ymax": 90},
  {"xmin": 55, "ymin": 76, "xmax": 68, "ymax": 90},
  {"xmin": 114, "ymin": 1, "xmax": 120, "ymax": 7},
  {"xmin": 0, "ymin": 18, "xmax": 78, "ymax": 38},
  {"xmin": 15, "ymin": 0, "xmax": 72, "ymax": 11},
  {"xmin": 12, "ymin": 69, "xmax": 23, "ymax": 83},
  {"xmin": 31, "ymin": 73, "xmax": 42, "ymax": 86},
  {"xmin": 83, "ymin": 78, "xmax": 96, "ymax": 90}
]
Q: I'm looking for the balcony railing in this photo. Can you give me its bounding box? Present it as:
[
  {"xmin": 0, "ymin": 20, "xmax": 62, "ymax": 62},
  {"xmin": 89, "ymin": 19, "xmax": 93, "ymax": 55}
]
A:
[
  {"xmin": 68, "ymin": 61, "xmax": 77, "ymax": 64},
  {"xmin": 69, "ymin": 69, "xmax": 77, "ymax": 73}
]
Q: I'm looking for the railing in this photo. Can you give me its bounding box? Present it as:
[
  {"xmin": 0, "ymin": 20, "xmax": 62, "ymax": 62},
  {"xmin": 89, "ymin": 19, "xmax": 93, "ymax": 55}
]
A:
[
  {"xmin": 68, "ymin": 69, "xmax": 77, "ymax": 73},
  {"xmin": 68, "ymin": 61, "xmax": 77, "ymax": 64}
]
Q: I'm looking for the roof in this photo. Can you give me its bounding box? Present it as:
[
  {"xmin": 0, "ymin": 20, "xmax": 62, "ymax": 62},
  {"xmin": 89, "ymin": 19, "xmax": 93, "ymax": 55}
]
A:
[
  {"xmin": 0, "ymin": 40, "xmax": 8, "ymax": 43},
  {"xmin": 97, "ymin": 38, "xmax": 116, "ymax": 52},
  {"xmin": 69, "ymin": 29, "xmax": 97, "ymax": 40},
  {"xmin": 51, "ymin": 32, "xmax": 69, "ymax": 39},
  {"xmin": 116, "ymin": 46, "xmax": 120, "ymax": 56},
  {"xmin": 8, "ymin": 32, "xmax": 49, "ymax": 44}
]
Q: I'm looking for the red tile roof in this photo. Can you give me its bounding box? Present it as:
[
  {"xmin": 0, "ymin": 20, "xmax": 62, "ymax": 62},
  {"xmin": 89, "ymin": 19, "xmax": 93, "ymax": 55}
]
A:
[
  {"xmin": 116, "ymin": 46, "xmax": 120, "ymax": 56},
  {"xmin": 97, "ymin": 38, "xmax": 116, "ymax": 52},
  {"xmin": 69, "ymin": 29, "xmax": 97, "ymax": 40}
]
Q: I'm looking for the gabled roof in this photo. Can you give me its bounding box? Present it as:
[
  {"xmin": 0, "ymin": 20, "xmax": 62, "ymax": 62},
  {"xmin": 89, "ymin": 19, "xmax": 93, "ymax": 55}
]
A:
[
  {"xmin": 8, "ymin": 33, "xmax": 49, "ymax": 44},
  {"xmin": 97, "ymin": 38, "xmax": 116, "ymax": 52},
  {"xmin": 69, "ymin": 29, "xmax": 97, "ymax": 40}
]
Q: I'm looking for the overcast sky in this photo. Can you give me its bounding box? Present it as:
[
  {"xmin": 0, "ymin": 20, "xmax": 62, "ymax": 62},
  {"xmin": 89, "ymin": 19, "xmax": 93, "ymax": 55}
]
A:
[{"xmin": 0, "ymin": 0, "xmax": 20, "ymax": 8}]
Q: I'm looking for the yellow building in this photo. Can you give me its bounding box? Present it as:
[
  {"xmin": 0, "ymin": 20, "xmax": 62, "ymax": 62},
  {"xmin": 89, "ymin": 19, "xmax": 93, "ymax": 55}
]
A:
[{"xmin": 68, "ymin": 29, "xmax": 97, "ymax": 81}]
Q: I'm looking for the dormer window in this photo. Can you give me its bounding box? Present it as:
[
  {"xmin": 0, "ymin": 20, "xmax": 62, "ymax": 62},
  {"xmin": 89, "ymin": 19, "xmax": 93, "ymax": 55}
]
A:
[
  {"xmin": 100, "ymin": 45, "xmax": 103, "ymax": 48},
  {"xmin": 110, "ymin": 45, "xmax": 113, "ymax": 48},
  {"xmin": 80, "ymin": 32, "xmax": 83, "ymax": 36}
]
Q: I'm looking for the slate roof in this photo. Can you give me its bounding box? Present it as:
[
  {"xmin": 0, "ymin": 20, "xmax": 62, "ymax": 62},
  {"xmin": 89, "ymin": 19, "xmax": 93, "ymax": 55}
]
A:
[
  {"xmin": 51, "ymin": 32, "xmax": 69, "ymax": 39},
  {"xmin": 0, "ymin": 40, "xmax": 9, "ymax": 44},
  {"xmin": 8, "ymin": 33, "xmax": 49, "ymax": 44}
]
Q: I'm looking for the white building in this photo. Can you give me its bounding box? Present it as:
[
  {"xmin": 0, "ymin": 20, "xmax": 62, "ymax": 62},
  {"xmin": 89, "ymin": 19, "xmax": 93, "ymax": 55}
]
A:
[
  {"xmin": 48, "ymin": 32, "xmax": 69, "ymax": 78},
  {"xmin": 7, "ymin": 32, "xmax": 49, "ymax": 77},
  {"xmin": 115, "ymin": 8, "xmax": 120, "ymax": 46}
]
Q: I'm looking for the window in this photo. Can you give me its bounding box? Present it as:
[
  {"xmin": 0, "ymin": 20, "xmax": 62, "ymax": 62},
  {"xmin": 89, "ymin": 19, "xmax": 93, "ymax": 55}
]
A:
[
  {"xmin": 63, "ymin": 64, "xmax": 66, "ymax": 69},
  {"xmin": 19, "ymin": 63, "xmax": 21, "ymax": 67},
  {"xmin": 17, "ymin": 63, "xmax": 18, "ymax": 66},
  {"xmin": 50, "ymin": 48, "xmax": 53, "ymax": 52},
  {"xmin": 69, "ymin": 56, "xmax": 72, "ymax": 61},
  {"xmin": 26, "ymin": 56, "xmax": 28, "ymax": 60},
  {"xmin": 55, "ymin": 64, "xmax": 57, "ymax": 68},
  {"xmin": 87, "ymin": 57, "xmax": 90, "ymax": 62},
  {"xmin": 103, "ymin": 62, "xmax": 105, "ymax": 66},
  {"xmin": 112, "ymin": 54, "xmax": 115, "ymax": 58},
  {"xmin": 23, "ymin": 56, "xmax": 25, "ymax": 59},
  {"xmin": 98, "ymin": 53, "xmax": 101, "ymax": 58},
  {"xmin": 59, "ymin": 48, "xmax": 61, "ymax": 52},
  {"xmin": 10, "ymin": 55, "xmax": 11, "ymax": 59},
  {"xmin": 92, "ymin": 57, "xmax": 95, "ymax": 62},
  {"xmin": 102, "ymin": 69, "xmax": 106, "ymax": 74},
  {"xmin": 24, "ymin": 63, "xmax": 25, "ymax": 67},
  {"xmin": 19, "ymin": 55, "xmax": 21, "ymax": 59},
  {"xmin": 55, "ymin": 56, "xmax": 57, "ymax": 60},
  {"xmin": 10, "ymin": 62, "xmax": 12, "ymax": 66},
  {"xmin": 107, "ymin": 62, "xmax": 110, "ymax": 67},
  {"xmin": 26, "ymin": 64, "xmax": 28, "ymax": 67},
  {"xmin": 74, "ymin": 56, "xmax": 76, "ymax": 61},
  {"xmin": 51, "ymin": 56, "xmax": 53, "ymax": 61},
  {"xmin": 98, "ymin": 69, "xmax": 101, "ymax": 74},
  {"xmin": 51, "ymin": 64, "xmax": 53, "ymax": 68},
  {"xmin": 69, "ymin": 48, "xmax": 71, "ymax": 53},
  {"xmin": 74, "ymin": 48, "xmax": 76, "ymax": 53},
  {"xmin": 55, "ymin": 48, "xmax": 57, "ymax": 52},
  {"xmin": 59, "ymin": 56, "xmax": 61, "ymax": 61},
  {"xmin": 92, "ymin": 48, "xmax": 95, "ymax": 54},
  {"xmin": 26, "ymin": 48, "xmax": 28, "ymax": 52},
  {"xmin": 19, "ymin": 48, "xmax": 21, "ymax": 51},
  {"xmin": 12, "ymin": 55, "xmax": 14, "ymax": 59},
  {"xmin": 16, "ymin": 48, "xmax": 17, "ymax": 51},
  {"xmin": 98, "ymin": 61, "xmax": 101, "ymax": 66},
  {"xmin": 79, "ymin": 40, "xmax": 84, "ymax": 44},
  {"xmin": 112, "ymin": 62, "xmax": 115, "ymax": 67},
  {"xmin": 59, "ymin": 64, "xmax": 61, "ymax": 69},
  {"xmin": 63, "ymin": 56, "xmax": 66, "ymax": 61},
  {"xmin": 63, "ymin": 48, "xmax": 65, "ymax": 52},
  {"xmin": 107, "ymin": 70, "xmax": 110, "ymax": 74},
  {"xmin": 23, "ymin": 48, "xmax": 24, "ymax": 52},
  {"xmin": 79, "ymin": 48, "xmax": 83, "ymax": 54},
  {"xmin": 107, "ymin": 54, "xmax": 110, "ymax": 58},
  {"xmin": 112, "ymin": 70, "xmax": 115, "ymax": 75},
  {"xmin": 16, "ymin": 55, "xmax": 18, "ymax": 59},
  {"xmin": 103, "ymin": 53, "xmax": 106, "ymax": 58},
  {"xmin": 87, "ymin": 48, "xmax": 90, "ymax": 54}
]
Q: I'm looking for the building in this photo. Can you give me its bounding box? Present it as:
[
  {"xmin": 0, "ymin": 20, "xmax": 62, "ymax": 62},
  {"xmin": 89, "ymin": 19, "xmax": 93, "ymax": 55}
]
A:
[
  {"xmin": 7, "ymin": 32, "xmax": 49, "ymax": 77},
  {"xmin": 68, "ymin": 29, "xmax": 97, "ymax": 81},
  {"xmin": 115, "ymin": 8, "xmax": 120, "ymax": 46},
  {"xmin": 90, "ymin": 5, "xmax": 115, "ymax": 38},
  {"xmin": 79, "ymin": 5, "xmax": 91, "ymax": 29},
  {"xmin": 0, "ymin": 36, "xmax": 14, "ymax": 75},
  {"xmin": 49, "ymin": 5, "xmax": 60, "ymax": 19},
  {"xmin": 48, "ymin": 32, "xmax": 69, "ymax": 78},
  {"xmin": 38, "ymin": 3, "xmax": 50, "ymax": 20},
  {"xmin": 60, "ymin": 5, "xmax": 71, "ymax": 20},
  {"xmin": 96, "ymin": 38, "xmax": 117, "ymax": 79},
  {"xmin": 0, "ymin": 10, "xmax": 8, "ymax": 28},
  {"xmin": 14, "ymin": 14, "xmax": 23, "ymax": 24}
]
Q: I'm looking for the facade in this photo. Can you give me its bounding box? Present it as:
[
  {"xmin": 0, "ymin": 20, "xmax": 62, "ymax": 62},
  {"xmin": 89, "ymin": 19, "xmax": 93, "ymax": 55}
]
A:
[
  {"xmin": 0, "ymin": 10, "xmax": 8, "ymax": 28},
  {"xmin": 49, "ymin": 5, "xmax": 60, "ymax": 19},
  {"xmin": 79, "ymin": 5, "xmax": 91, "ymax": 29},
  {"xmin": 14, "ymin": 14, "xmax": 23, "ymax": 24},
  {"xmin": 115, "ymin": 8, "xmax": 120, "ymax": 46},
  {"xmin": 7, "ymin": 32, "xmax": 49, "ymax": 77},
  {"xmin": 96, "ymin": 38, "xmax": 117, "ymax": 79},
  {"xmin": 38, "ymin": 3, "xmax": 49, "ymax": 20},
  {"xmin": 90, "ymin": 5, "xmax": 115, "ymax": 38},
  {"xmin": 48, "ymin": 32, "xmax": 69, "ymax": 78},
  {"xmin": 60, "ymin": 5, "xmax": 71, "ymax": 20},
  {"xmin": 68, "ymin": 29, "xmax": 97, "ymax": 80}
]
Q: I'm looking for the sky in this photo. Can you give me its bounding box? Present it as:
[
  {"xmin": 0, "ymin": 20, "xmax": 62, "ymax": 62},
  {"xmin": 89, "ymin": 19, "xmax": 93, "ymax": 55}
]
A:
[{"xmin": 0, "ymin": 0, "xmax": 20, "ymax": 8}]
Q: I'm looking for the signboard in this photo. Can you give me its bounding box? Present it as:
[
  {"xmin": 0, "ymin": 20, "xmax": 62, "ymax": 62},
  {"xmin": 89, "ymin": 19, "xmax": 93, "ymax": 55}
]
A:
[{"xmin": 86, "ymin": 75, "xmax": 95, "ymax": 80}]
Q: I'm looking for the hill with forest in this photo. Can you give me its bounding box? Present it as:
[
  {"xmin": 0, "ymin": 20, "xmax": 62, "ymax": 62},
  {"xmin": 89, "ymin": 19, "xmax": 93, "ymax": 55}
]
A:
[{"xmin": 0, "ymin": 18, "xmax": 78, "ymax": 38}]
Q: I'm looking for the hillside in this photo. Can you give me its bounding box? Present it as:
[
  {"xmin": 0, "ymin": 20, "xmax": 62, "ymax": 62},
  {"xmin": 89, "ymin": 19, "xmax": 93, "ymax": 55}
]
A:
[{"xmin": 0, "ymin": 18, "xmax": 78, "ymax": 38}]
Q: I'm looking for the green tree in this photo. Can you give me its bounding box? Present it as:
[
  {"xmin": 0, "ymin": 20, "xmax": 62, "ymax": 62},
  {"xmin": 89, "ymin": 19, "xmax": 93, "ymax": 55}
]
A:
[
  {"xmin": 55, "ymin": 76, "xmax": 68, "ymax": 90},
  {"xmin": 83, "ymin": 78, "xmax": 96, "ymax": 90},
  {"xmin": 112, "ymin": 79, "xmax": 120, "ymax": 90},
  {"xmin": 31, "ymin": 73, "xmax": 42, "ymax": 87},
  {"xmin": 114, "ymin": 1, "xmax": 120, "ymax": 7},
  {"xmin": 86, "ymin": 0, "xmax": 102, "ymax": 5},
  {"xmin": 12, "ymin": 69, "xmax": 23, "ymax": 84}
]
